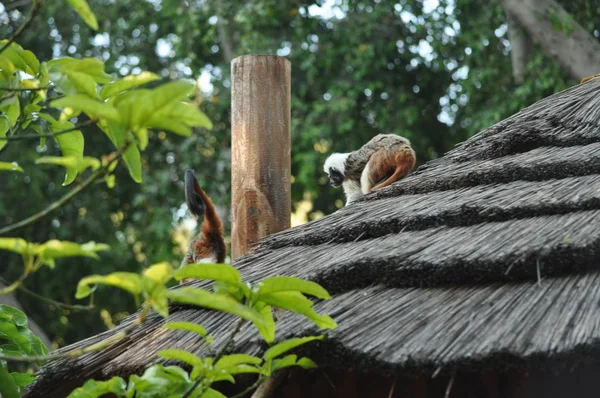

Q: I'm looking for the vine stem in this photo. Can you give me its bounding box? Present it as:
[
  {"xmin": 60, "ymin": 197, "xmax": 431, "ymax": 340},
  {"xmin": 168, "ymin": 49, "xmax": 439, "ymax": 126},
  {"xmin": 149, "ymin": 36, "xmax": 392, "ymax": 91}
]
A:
[
  {"xmin": 0, "ymin": 276, "xmax": 95, "ymax": 311},
  {"xmin": 0, "ymin": 86, "xmax": 51, "ymax": 92},
  {"xmin": 0, "ymin": 304, "xmax": 150, "ymax": 363},
  {"xmin": 0, "ymin": 0, "xmax": 42, "ymax": 56},
  {"xmin": 0, "ymin": 140, "xmax": 130, "ymax": 236},
  {"xmin": 0, "ymin": 119, "xmax": 95, "ymax": 141},
  {"xmin": 0, "ymin": 271, "xmax": 29, "ymax": 294},
  {"xmin": 181, "ymin": 318, "xmax": 247, "ymax": 398}
]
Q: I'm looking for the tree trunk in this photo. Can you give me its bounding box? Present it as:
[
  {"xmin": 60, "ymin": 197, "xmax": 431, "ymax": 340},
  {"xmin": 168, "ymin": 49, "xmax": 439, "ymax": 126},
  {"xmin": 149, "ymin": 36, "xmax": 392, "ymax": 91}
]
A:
[
  {"xmin": 505, "ymin": 10, "xmax": 531, "ymax": 84},
  {"xmin": 498, "ymin": 0, "xmax": 600, "ymax": 80}
]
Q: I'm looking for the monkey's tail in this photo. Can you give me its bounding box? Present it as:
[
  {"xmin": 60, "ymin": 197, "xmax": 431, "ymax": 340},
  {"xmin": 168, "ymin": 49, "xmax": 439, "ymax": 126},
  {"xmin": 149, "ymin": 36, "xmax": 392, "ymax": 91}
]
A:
[
  {"xmin": 184, "ymin": 169, "xmax": 223, "ymax": 237},
  {"xmin": 366, "ymin": 146, "xmax": 416, "ymax": 192}
]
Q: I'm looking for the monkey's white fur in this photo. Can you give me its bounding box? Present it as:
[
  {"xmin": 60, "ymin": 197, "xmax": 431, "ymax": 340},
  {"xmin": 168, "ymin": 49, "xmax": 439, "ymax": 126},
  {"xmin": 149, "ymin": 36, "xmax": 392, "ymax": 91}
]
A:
[
  {"xmin": 322, "ymin": 153, "xmax": 348, "ymax": 175},
  {"xmin": 323, "ymin": 152, "xmax": 363, "ymax": 205}
]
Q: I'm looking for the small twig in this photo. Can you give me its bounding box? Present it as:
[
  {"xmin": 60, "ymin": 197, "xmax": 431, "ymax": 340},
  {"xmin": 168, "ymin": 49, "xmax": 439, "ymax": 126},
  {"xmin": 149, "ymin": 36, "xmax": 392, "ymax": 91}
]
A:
[
  {"xmin": 0, "ymin": 276, "xmax": 94, "ymax": 311},
  {"xmin": 0, "ymin": 305, "xmax": 149, "ymax": 362},
  {"xmin": 3, "ymin": 0, "xmax": 32, "ymax": 12},
  {"xmin": 0, "ymin": 119, "xmax": 95, "ymax": 141},
  {"xmin": 250, "ymin": 373, "xmax": 283, "ymax": 398},
  {"xmin": 387, "ymin": 377, "xmax": 397, "ymax": 398},
  {"xmin": 231, "ymin": 376, "xmax": 265, "ymax": 398},
  {"xmin": 0, "ymin": 0, "xmax": 41, "ymax": 56},
  {"xmin": 445, "ymin": 372, "xmax": 455, "ymax": 398},
  {"xmin": 0, "ymin": 271, "xmax": 29, "ymax": 294},
  {"xmin": 536, "ymin": 258, "xmax": 542, "ymax": 287},
  {"xmin": 0, "ymin": 141, "xmax": 128, "ymax": 235},
  {"xmin": 182, "ymin": 318, "xmax": 246, "ymax": 398},
  {"xmin": 0, "ymin": 86, "xmax": 51, "ymax": 92}
]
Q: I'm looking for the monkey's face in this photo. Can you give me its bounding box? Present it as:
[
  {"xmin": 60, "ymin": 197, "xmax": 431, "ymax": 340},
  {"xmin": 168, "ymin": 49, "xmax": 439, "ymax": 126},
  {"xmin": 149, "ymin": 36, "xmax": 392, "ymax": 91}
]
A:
[{"xmin": 327, "ymin": 167, "xmax": 344, "ymax": 187}]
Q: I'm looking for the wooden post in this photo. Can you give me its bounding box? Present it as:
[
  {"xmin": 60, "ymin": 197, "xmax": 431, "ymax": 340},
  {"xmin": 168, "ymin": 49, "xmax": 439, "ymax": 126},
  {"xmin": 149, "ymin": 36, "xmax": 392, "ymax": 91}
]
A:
[{"xmin": 231, "ymin": 55, "xmax": 291, "ymax": 260}]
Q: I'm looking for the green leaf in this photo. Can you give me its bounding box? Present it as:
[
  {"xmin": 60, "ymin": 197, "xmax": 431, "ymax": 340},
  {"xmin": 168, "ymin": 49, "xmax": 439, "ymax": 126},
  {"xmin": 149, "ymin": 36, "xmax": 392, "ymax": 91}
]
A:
[
  {"xmin": 0, "ymin": 162, "xmax": 23, "ymax": 172},
  {"xmin": 142, "ymin": 262, "xmax": 174, "ymax": 285},
  {"xmin": 147, "ymin": 119, "xmax": 192, "ymax": 137},
  {"xmin": 36, "ymin": 156, "xmax": 101, "ymax": 173},
  {"xmin": 163, "ymin": 322, "xmax": 207, "ymax": 338},
  {"xmin": 200, "ymin": 388, "xmax": 227, "ymax": 398},
  {"xmin": 0, "ymin": 118, "xmax": 8, "ymax": 150},
  {"xmin": 167, "ymin": 288, "xmax": 266, "ymax": 328},
  {"xmin": 157, "ymin": 349, "xmax": 203, "ymax": 367},
  {"xmin": 127, "ymin": 365, "xmax": 191, "ymax": 397},
  {"xmin": 226, "ymin": 364, "xmax": 262, "ymax": 375},
  {"xmin": 66, "ymin": 376, "xmax": 126, "ymax": 398},
  {"xmin": 150, "ymin": 81, "xmax": 195, "ymax": 110},
  {"xmin": 271, "ymin": 354, "xmax": 297, "ymax": 371},
  {"xmin": 101, "ymin": 120, "xmax": 142, "ymax": 182},
  {"xmin": 0, "ymin": 364, "xmax": 20, "ymax": 398},
  {"xmin": 76, "ymin": 272, "xmax": 141, "ymax": 299},
  {"xmin": 36, "ymin": 240, "xmax": 109, "ymax": 264},
  {"xmin": 149, "ymin": 102, "xmax": 212, "ymax": 130},
  {"xmin": 63, "ymin": 70, "xmax": 99, "ymax": 98},
  {"xmin": 0, "ymin": 96, "xmax": 20, "ymax": 129},
  {"xmin": 259, "ymin": 292, "xmax": 337, "ymax": 330},
  {"xmin": 174, "ymin": 264, "xmax": 242, "ymax": 284},
  {"xmin": 51, "ymin": 95, "xmax": 121, "ymax": 122},
  {"xmin": 0, "ymin": 321, "xmax": 31, "ymax": 354},
  {"xmin": 148, "ymin": 290, "xmax": 170, "ymax": 318},
  {"xmin": 215, "ymin": 354, "xmax": 261, "ymax": 370},
  {"xmin": 254, "ymin": 304, "xmax": 275, "ymax": 343},
  {"xmin": 296, "ymin": 357, "xmax": 318, "ymax": 369},
  {"xmin": 263, "ymin": 336, "xmax": 324, "ymax": 361},
  {"xmin": 48, "ymin": 58, "xmax": 112, "ymax": 83},
  {"xmin": 257, "ymin": 276, "xmax": 331, "ymax": 299},
  {"xmin": 54, "ymin": 131, "xmax": 84, "ymax": 185},
  {"xmin": 67, "ymin": 0, "xmax": 99, "ymax": 31},
  {"xmin": 20, "ymin": 50, "xmax": 40, "ymax": 75},
  {"xmin": 100, "ymin": 72, "xmax": 160, "ymax": 99},
  {"xmin": 10, "ymin": 372, "xmax": 37, "ymax": 388},
  {"xmin": 0, "ymin": 238, "xmax": 29, "ymax": 255},
  {"xmin": 0, "ymin": 305, "xmax": 28, "ymax": 327},
  {"xmin": 0, "ymin": 344, "xmax": 24, "ymax": 357}
]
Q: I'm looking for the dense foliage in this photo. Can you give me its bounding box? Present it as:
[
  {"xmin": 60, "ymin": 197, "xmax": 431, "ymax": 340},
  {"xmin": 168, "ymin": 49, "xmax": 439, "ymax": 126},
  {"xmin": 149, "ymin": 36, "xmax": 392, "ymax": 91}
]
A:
[
  {"xmin": 0, "ymin": 3, "xmax": 336, "ymax": 396},
  {"xmin": 1, "ymin": 0, "xmax": 598, "ymax": 349}
]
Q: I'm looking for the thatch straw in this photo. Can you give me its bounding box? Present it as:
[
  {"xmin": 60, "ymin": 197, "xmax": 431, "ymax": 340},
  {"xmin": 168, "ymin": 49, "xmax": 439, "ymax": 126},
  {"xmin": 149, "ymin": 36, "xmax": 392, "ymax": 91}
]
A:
[{"xmin": 26, "ymin": 79, "xmax": 600, "ymax": 397}]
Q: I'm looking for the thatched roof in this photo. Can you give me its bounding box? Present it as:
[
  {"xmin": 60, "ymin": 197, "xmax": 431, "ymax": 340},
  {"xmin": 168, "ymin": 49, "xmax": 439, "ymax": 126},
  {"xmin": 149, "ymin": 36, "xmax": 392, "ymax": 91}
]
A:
[{"xmin": 26, "ymin": 77, "xmax": 600, "ymax": 397}]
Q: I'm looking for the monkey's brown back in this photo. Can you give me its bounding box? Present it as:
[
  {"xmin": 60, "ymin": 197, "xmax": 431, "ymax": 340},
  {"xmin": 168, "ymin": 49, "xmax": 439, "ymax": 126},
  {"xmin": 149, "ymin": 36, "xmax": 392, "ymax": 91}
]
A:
[{"xmin": 345, "ymin": 134, "xmax": 412, "ymax": 181}]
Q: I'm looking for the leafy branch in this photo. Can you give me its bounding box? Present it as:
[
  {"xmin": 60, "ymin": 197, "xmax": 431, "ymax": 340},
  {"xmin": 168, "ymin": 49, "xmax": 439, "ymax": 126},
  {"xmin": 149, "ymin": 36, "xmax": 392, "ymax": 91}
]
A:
[
  {"xmin": 0, "ymin": 140, "xmax": 129, "ymax": 236},
  {"xmin": 181, "ymin": 318, "xmax": 246, "ymax": 398},
  {"xmin": 0, "ymin": 119, "xmax": 95, "ymax": 141},
  {"xmin": 0, "ymin": 0, "xmax": 42, "ymax": 55},
  {"xmin": 0, "ymin": 276, "xmax": 95, "ymax": 311}
]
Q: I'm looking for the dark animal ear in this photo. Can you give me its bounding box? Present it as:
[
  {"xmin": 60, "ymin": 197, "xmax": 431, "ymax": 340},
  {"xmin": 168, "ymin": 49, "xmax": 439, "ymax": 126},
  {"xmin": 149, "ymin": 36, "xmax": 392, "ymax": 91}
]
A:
[{"xmin": 184, "ymin": 169, "xmax": 206, "ymax": 217}]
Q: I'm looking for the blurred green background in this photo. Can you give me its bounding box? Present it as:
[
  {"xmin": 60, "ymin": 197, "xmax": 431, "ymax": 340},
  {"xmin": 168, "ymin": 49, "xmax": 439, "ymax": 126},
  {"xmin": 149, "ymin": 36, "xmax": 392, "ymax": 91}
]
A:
[{"xmin": 0, "ymin": 0, "xmax": 597, "ymax": 348}]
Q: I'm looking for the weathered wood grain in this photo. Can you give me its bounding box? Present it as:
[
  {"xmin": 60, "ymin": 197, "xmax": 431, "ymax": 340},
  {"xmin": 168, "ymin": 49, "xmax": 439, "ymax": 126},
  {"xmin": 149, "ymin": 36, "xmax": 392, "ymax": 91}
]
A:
[{"xmin": 230, "ymin": 55, "xmax": 291, "ymax": 260}]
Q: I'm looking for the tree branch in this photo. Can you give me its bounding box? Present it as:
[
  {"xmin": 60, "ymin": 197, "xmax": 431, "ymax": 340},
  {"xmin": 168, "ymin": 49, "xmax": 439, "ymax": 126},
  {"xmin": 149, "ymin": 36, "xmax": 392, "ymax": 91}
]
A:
[
  {"xmin": 0, "ymin": 141, "xmax": 129, "ymax": 236},
  {"xmin": 504, "ymin": 10, "xmax": 531, "ymax": 84},
  {"xmin": 0, "ymin": 276, "xmax": 95, "ymax": 311},
  {"xmin": 216, "ymin": 0, "xmax": 234, "ymax": 64},
  {"xmin": 0, "ymin": 0, "xmax": 42, "ymax": 56},
  {"xmin": 0, "ymin": 119, "xmax": 95, "ymax": 141},
  {"xmin": 498, "ymin": 0, "xmax": 600, "ymax": 80}
]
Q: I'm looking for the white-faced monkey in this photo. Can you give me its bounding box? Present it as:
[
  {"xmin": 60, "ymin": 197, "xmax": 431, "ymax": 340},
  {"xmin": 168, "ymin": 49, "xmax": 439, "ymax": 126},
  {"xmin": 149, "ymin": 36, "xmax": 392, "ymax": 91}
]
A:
[{"xmin": 323, "ymin": 134, "xmax": 416, "ymax": 206}]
